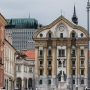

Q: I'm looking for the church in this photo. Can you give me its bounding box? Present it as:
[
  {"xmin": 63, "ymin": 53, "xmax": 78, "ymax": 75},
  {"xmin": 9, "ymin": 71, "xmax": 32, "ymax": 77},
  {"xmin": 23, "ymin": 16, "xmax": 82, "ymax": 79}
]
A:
[{"xmin": 33, "ymin": 5, "xmax": 88, "ymax": 90}]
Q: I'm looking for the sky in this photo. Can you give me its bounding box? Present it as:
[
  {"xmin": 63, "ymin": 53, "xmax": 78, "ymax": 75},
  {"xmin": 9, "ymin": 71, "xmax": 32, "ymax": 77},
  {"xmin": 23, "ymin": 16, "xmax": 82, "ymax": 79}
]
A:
[{"xmin": 0, "ymin": 0, "xmax": 88, "ymax": 30}]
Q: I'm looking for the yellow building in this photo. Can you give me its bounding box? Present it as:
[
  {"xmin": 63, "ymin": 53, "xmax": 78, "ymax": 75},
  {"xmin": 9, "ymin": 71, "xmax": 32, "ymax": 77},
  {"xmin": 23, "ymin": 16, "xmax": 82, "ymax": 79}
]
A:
[{"xmin": 33, "ymin": 6, "xmax": 89, "ymax": 90}]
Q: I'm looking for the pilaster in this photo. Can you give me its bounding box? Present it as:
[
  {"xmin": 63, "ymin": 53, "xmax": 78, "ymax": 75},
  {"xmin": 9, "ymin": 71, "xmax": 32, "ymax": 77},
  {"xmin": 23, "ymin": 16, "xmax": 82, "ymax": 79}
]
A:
[
  {"xmin": 35, "ymin": 46, "xmax": 39, "ymax": 76},
  {"xmin": 52, "ymin": 41, "xmax": 57, "ymax": 76},
  {"xmin": 76, "ymin": 46, "xmax": 80, "ymax": 86},
  {"xmin": 22, "ymin": 79, "xmax": 24, "ymax": 90},
  {"xmin": 43, "ymin": 46, "xmax": 47, "ymax": 76},
  {"xmin": 66, "ymin": 46, "xmax": 71, "ymax": 85},
  {"xmin": 85, "ymin": 46, "xmax": 88, "ymax": 76},
  {"xmin": 84, "ymin": 46, "xmax": 88, "ymax": 86}
]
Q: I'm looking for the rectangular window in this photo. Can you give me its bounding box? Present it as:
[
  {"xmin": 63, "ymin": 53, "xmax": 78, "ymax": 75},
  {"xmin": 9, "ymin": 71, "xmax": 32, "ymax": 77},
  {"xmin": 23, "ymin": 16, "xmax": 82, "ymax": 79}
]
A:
[
  {"xmin": 81, "ymin": 79, "xmax": 84, "ymax": 84},
  {"xmin": 48, "ymin": 61, "xmax": 51, "ymax": 66},
  {"xmin": 71, "ymin": 50, "xmax": 75, "ymax": 57},
  {"xmin": 17, "ymin": 66, "xmax": 21, "ymax": 72},
  {"xmin": 60, "ymin": 33, "xmax": 63, "ymax": 38},
  {"xmin": 40, "ymin": 70, "xmax": 43, "ymax": 75},
  {"xmin": 40, "ymin": 50, "xmax": 43, "ymax": 56},
  {"xmin": 81, "ymin": 70, "xmax": 84, "ymax": 75},
  {"xmin": 39, "ymin": 80, "xmax": 42, "ymax": 84},
  {"xmin": 81, "ymin": 61, "xmax": 84, "ymax": 67},
  {"xmin": 48, "ymin": 50, "xmax": 51, "ymax": 56},
  {"xmin": 58, "ymin": 50, "xmax": 65, "ymax": 57},
  {"xmin": 48, "ymin": 70, "xmax": 51, "ymax": 75},
  {"xmin": 58, "ymin": 61, "xmax": 62, "ymax": 66},
  {"xmin": 72, "ymin": 80, "xmax": 75, "ymax": 84},
  {"xmin": 29, "ymin": 68, "xmax": 32, "ymax": 72},
  {"xmin": 48, "ymin": 80, "xmax": 51, "ymax": 84},
  {"xmin": 72, "ymin": 70, "xmax": 75, "ymax": 75},
  {"xmin": 40, "ymin": 61, "xmax": 43, "ymax": 66},
  {"xmin": 81, "ymin": 50, "xmax": 84, "ymax": 56},
  {"xmin": 72, "ymin": 61, "xmax": 75, "ymax": 67}
]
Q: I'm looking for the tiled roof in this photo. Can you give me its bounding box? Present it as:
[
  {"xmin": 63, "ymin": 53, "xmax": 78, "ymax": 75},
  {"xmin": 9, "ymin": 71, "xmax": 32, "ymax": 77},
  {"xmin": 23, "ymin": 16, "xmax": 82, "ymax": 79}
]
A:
[{"xmin": 25, "ymin": 50, "xmax": 35, "ymax": 59}]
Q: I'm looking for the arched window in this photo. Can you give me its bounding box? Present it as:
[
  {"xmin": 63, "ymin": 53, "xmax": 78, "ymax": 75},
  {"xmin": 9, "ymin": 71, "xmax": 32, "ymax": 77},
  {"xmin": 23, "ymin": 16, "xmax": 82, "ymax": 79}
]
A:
[
  {"xmin": 49, "ymin": 33, "xmax": 51, "ymax": 38},
  {"xmin": 28, "ymin": 78, "xmax": 32, "ymax": 88},
  {"xmin": 71, "ymin": 33, "xmax": 75, "ymax": 38},
  {"xmin": 81, "ymin": 33, "xmax": 83, "ymax": 37}
]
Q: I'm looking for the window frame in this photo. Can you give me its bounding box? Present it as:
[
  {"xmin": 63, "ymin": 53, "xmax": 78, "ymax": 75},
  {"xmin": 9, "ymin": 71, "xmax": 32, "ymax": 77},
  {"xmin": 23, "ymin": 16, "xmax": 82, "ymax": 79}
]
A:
[{"xmin": 58, "ymin": 49, "xmax": 65, "ymax": 57}]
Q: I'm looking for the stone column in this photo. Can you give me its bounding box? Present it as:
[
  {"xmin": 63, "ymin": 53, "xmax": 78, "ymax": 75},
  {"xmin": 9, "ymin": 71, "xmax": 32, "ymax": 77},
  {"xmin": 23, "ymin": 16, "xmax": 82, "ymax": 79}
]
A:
[
  {"xmin": 35, "ymin": 47, "xmax": 39, "ymax": 76},
  {"xmin": 43, "ymin": 47, "xmax": 47, "ymax": 76},
  {"xmin": 27, "ymin": 79, "xmax": 28, "ymax": 90},
  {"xmin": 43, "ymin": 46, "xmax": 48, "ymax": 88},
  {"xmin": 22, "ymin": 79, "xmax": 24, "ymax": 90},
  {"xmin": 52, "ymin": 46, "xmax": 57, "ymax": 76},
  {"xmin": 85, "ymin": 46, "xmax": 88, "ymax": 87},
  {"xmin": 76, "ymin": 46, "xmax": 80, "ymax": 86},
  {"xmin": 66, "ymin": 46, "xmax": 71, "ymax": 85}
]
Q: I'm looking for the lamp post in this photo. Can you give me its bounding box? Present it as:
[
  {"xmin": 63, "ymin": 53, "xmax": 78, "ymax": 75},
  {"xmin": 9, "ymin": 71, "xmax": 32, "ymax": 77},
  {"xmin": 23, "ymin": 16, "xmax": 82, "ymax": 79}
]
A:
[{"xmin": 87, "ymin": 0, "xmax": 90, "ymax": 88}]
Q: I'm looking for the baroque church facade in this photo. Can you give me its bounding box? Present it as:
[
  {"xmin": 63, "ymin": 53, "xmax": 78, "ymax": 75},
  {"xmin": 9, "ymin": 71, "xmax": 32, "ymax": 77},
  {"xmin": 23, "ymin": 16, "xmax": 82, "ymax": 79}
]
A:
[{"xmin": 33, "ymin": 6, "xmax": 88, "ymax": 90}]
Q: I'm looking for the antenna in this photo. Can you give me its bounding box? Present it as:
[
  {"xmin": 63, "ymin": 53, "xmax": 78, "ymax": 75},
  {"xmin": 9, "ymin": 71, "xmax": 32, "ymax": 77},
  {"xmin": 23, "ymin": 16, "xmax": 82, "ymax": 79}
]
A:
[{"xmin": 28, "ymin": 13, "xmax": 30, "ymax": 18}]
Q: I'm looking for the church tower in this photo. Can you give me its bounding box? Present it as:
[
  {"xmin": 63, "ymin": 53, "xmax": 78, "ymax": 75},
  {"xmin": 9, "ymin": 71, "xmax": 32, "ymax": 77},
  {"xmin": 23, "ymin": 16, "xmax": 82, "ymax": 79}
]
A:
[{"xmin": 72, "ymin": 4, "xmax": 78, "ymax": 25}]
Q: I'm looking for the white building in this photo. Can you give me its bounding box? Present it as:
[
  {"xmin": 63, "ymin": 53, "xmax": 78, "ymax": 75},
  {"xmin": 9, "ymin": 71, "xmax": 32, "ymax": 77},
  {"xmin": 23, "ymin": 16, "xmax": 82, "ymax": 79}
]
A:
[
  {"xmin": 33, "ymin": 5, "xmax": 89, "ymax": 90},
  {"xmin": 16, "ymin": 50, "xmax": 35, "ymax": 90},
  {"xmin": 4, "ymin": 31, "xmax": 17, "ymax": 90}
]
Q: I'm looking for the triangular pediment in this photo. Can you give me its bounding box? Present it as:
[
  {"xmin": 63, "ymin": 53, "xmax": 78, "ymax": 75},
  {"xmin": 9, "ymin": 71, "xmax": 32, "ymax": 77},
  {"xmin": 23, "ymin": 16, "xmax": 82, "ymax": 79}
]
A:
[{"xmin": 33, "ymin": 15, "xmax": 88, "ymax": 38}]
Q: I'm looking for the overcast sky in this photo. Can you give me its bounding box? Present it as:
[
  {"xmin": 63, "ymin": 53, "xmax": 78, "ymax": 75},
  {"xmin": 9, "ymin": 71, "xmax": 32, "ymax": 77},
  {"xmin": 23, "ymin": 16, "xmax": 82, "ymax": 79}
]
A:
[{"xmin": 0, "ymin": 0, "xmax": 88, "ymax": 29}]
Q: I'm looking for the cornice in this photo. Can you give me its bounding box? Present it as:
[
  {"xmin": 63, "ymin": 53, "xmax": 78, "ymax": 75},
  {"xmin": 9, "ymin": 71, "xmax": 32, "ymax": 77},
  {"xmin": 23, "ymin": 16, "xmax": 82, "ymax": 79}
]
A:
[
  {"xmin": 0, "ymin": 13, "xmax": 7, "ymax": 26},
  {"xmin": 33, "ymin": 15, "xmax": 88, "ymax": 39}
]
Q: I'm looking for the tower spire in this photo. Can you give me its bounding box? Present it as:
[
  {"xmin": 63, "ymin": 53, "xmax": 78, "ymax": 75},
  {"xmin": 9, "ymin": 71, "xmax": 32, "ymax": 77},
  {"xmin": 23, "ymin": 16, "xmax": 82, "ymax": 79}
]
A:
[{"xmin": 72, "ymin": 4, "xmax": 78, "ymax": 25}]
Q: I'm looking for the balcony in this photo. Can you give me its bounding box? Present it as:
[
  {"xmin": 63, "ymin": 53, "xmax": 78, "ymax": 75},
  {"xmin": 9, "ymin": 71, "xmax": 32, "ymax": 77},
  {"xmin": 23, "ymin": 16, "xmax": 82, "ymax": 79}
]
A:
[
  {"xmin": 47, "ymin": 56, "xmax": 52, "ymax": 60},
  {"xmin": 48, "ymin": 64, "xmax": 52, "ymax": 67},
  {"xmin": 71, "ymin": 54, "xmax": 75, "ymax": 57},
  {"xmin": 80, "ymin": 55, "xmax": 85, "ymax": 59},
  {"xmin": 72, "ymin": 64, "xmax": 75, "ymax": 67},
  {"xmin": 48, "ymin": 64, "xmax": 52, "ymax": 69},
  {"xmin": 80, "ymin": 64, "xmax": 84, "ymax": 67},
  {"xmin": 58, "ymin": 54, "xmax": 65, "ymax": 57},
  {"xmin": 58, "ymin": 64, "xmax": 62, "ymax": 67},
  {"xmin": 39, "ymin": 56, "xmax": 43, "ymax": 60},
  {"xmin": 40, "ymin": 64, "xmax": 43, "ymax": 67}
]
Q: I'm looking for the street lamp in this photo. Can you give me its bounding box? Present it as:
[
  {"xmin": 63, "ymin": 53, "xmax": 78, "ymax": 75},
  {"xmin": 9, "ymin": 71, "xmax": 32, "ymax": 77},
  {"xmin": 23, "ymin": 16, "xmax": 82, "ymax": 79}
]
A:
[{"xmin": 87, "ymin": 0, "xmax": 90, "ymax": 88}]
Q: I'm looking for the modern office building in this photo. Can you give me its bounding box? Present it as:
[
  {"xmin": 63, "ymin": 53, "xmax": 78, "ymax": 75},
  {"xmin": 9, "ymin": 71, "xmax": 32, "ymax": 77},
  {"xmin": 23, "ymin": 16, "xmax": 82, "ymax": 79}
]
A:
[
  {"xmin": 5, "ymin": 18, "xmax": 38, "ymax": 50},
  {"xmin": 33, "ymin": 5, "xmax": 89, "ymax": 90}
]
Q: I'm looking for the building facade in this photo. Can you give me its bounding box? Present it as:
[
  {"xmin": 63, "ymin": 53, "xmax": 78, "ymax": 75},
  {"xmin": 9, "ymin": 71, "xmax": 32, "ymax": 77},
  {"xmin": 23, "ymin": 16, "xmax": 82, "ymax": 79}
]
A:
[
  {"xmin": 16, "ymin": 50, "xmax": 35, "ymax": 90},
  {"xmin": 0, "ymin": 13, "xmax": 7, "ymax": 89},
  {"xmin": 5, "ymin": 18, "xmax": 38, "ymax": 50},
  {"xmin": 33, "ymin": 7, "xmax": 89, "ymax": 90},
  {"xmin": 4, "ymin": 31, "xmax": 17, "ymax": 90}
]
